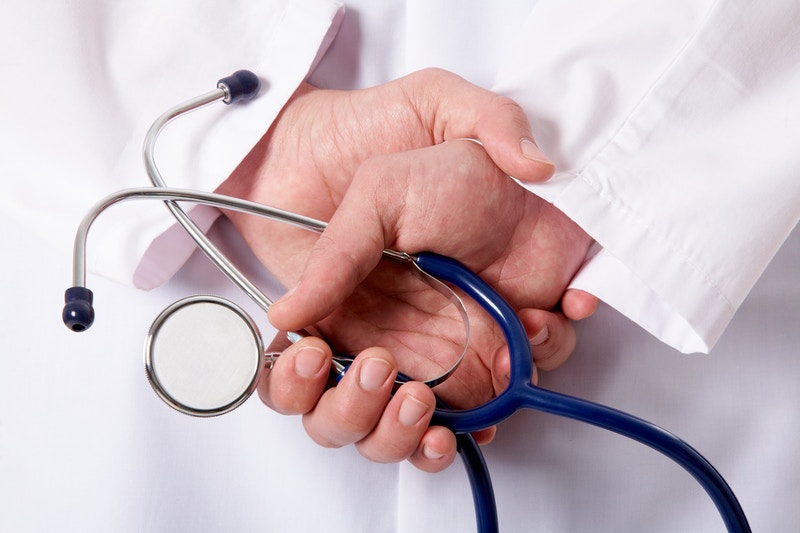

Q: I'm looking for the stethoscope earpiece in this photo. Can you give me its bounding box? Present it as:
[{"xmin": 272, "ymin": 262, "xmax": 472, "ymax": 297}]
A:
[
  {"xmin": 62, "ymin": 286, "xmax": 95, "ymax": 332},
  {"xmin": 217, "ymin": 70, "xmax": 261, "ymax": 104}
]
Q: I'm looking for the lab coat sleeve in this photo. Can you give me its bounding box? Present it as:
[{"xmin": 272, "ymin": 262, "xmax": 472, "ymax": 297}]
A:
[
  {"xmin": 130, "ymin": 1, "xmax": 346, "ymax": 291},
  {"xmin": 128, "ymin": 1, "xmax": 347, "ymax": 290},
  {"xmin": 493, "ymin": 0, "xmax": 800, "ymax": 353},
  {"xmin": 0, "ymin": 1, "xmax": 344, "ymax": 291}
]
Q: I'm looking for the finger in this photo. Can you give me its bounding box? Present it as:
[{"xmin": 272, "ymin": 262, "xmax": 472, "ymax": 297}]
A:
[
  {"xmin": 561, "ymin": 289, "xmax": 600, "ymax": 321},
  {"xmin": 354, "ymin": 381, "xmax": 438, "ymax": 464},
  {"xmin": 257, "ymin": 335, "xmax": 332, "ymax": 415},
  {"xmin": 407, "ymin": 425, "xmax": 459, "ymax": 473},
  {"xmin": 302, "ymin": 347, "xmax": 397, "ymax": 448},
  {"xmin": 405, "ymin": 68, "xmax": 555, "ymax": 183},
  {"xmin": 491, "ymin": 343, "xmax": 539, "ymax": 393},
  {"xmin": 267, "ymin": 157, "xmax": 395, "ymax": 333},
  {"xmin": 471, "ymin": 426, "xmax": 498, "ymax": 446},
  {"xmin": 267, "ymin": 139, "xmax": 491, "ymax": 331},
  {"xmin": 473, "ymin": 105, "xmax": 556, "ymax": 184},
  {"xmin": 518, "ymin": 308, "xmax": 577, "ymax": 372},
  {"xmin": 489, "ymin": 307, "xmax": 576, "ymax": 395}
]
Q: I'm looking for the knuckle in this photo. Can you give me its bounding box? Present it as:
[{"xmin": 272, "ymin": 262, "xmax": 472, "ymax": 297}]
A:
[
  {"xmin": 357, "ymin": 435, "xmax": 416, "ymax": 464},
  {"xmin": 307, "ymin": 420, "xmax": 366, "ymax": 450},
  {"xmin": 306, "ymin": 400, "xmax": 375, "ymax": 448},
  {"xmin": 490, "ymin": 95, "xmax": 531, "ymax": 129},
  {"xmin": 260, "ymin": 381, "xmax": 314, "ymax": 416}
]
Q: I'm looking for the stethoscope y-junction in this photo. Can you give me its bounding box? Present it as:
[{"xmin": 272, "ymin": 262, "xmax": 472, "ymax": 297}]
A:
[{"xmin": 62, "ymin": 70, "xmax": 751, "ymax": 533}]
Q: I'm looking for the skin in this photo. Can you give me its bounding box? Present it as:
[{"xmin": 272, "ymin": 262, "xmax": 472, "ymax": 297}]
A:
[{"xmin": 217, "ymin": 68, "xmax": 597, "ymax": 472}]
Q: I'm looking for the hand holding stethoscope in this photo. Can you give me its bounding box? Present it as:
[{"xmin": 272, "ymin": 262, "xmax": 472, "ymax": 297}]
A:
[
  {"xmin": 227, "ymin": 140, "xmax": 593, "ymax": 440},
  {"xmin": 63, "ymin": 71, "xmax": 750, "ymax": 532},
  {"xmin": 195, "ymin": 68, "xmax": 597, "ymax": 463}
]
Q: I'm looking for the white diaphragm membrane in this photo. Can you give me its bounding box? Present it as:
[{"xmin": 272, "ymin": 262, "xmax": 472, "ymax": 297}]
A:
[{"xmin": 144, "ymin": 295, "xmax": 264, "ymax": 417}]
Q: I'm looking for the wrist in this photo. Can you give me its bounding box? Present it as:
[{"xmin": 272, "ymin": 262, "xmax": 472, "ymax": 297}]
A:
[{"xmin": 217, "ymin": 82, "xmax": 315, "ymax": 198}]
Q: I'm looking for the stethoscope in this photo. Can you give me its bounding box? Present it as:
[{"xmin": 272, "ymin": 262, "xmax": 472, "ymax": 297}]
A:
[{"xmin": 62, "ymin": 70, "xmax": 751, "ymax": 533}]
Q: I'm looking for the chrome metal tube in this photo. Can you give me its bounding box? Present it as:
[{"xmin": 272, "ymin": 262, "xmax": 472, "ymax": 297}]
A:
[
  {"xmin": 142, "ymin": 89, "xmax": 276, "ymax": 312},
  {"xmin": 71, "ymin": 187, "xmax": 328, "ymax": 289}
]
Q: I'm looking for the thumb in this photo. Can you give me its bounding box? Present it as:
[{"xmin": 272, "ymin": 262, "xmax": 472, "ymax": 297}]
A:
[
  {"xmin": 475, "ymin": 114, "xmax": 556, "ymax": 184},
  {"xmin": 408, "ymin": 69, "xmax": 555, "ymax": 183},
  {"xmin": 267, "ymin": 226, "xmax": 385, "ymax": 333},
  {"xmin": 267, "ymin": 163, "xmax": 393, "ymax": 332}
]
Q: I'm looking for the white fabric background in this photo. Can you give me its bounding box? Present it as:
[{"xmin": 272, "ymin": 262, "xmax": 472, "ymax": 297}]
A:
[{"xmin": 2, "ymin": 1, "xmax": 798, "ymax": 531}]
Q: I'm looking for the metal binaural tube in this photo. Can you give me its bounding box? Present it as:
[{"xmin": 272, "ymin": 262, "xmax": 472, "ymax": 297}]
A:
[
  {"xmin": 70, "ymin": 186, "xmax": 328, "ymax": 289},
  {"xmin": 141, "ymin": 81, "xmax": 275, "ymax": 313}
]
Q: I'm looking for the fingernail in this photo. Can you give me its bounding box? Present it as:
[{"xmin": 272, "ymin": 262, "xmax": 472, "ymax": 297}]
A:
[
  {"xmin": 294, "ymin": 346, "xmax": 327, "ymax": 378},
  {"xmin": 398, "ymin": 394, "xmax": 430, "ymax": 427},
  {"xmin": 520, "ymin": 139, "xmax": 553, "ymax": 165},
  {"xmin": 422, "ymin": 443, "xmax": 446, "ymax": 461},
  {"xmin": 529, "ymin": 325, "xmax": 549, "ymax": 346},
  {"xmin": 359, "ymin": 358, "xmax": 393, "ymax": 391}
]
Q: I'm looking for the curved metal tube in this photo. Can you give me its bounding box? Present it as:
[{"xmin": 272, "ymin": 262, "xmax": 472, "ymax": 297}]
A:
[
  {"xmin": 418, "ymin": 252, "xmax": 750, "ymax": 533},
  {"xmin": 71, "ymin": 187, "xmax": 326, "ymax": 288},
  {"xmin": 142, "ymin": 88, "xmax": 276, "ymax": 312}
]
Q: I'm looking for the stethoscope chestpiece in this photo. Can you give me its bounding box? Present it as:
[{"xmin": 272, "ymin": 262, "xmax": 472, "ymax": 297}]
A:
[{"xmin": 144, "ymin": 295, "xmax": 265, "ymax": 417}]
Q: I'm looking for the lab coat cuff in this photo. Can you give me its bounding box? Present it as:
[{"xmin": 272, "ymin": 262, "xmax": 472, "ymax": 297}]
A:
[
  {"xmin": 522, "ymin": 174, "xmax": 733, "ymax": 354},
  {"xmin": 568, "ymin": 246, "xmax": 710, "ymax": 354}
]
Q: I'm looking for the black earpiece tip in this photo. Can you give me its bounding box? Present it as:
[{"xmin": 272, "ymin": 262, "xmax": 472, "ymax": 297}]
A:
[
  {"xmin": 217, "ymin": 70, "xmax": 261, "ymax": 104},
  {"xmin": 63, "ymin": 286, "xmax": 95, "ymax": 332}
]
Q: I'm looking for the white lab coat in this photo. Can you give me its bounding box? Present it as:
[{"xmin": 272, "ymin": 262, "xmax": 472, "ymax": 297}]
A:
[
  {"xmin": 1, "ymin": 1, "xmax": 798, "ymax": 532},
  {"xmin": 306, "ymin": 0, "xmax": 800, "ymax": 355}
]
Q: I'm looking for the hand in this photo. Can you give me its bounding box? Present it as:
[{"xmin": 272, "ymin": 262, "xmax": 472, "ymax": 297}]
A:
[
  {"xmin": 217, "ymin": 69, "xmax": 597, "ymax": 471},
  {"xmin": 266, "ymin": 139, "xmax": 594, "ymax": 441},
  {"xmin": 271, "ymin": 136, "xmax": 594, "ymax": 360}
]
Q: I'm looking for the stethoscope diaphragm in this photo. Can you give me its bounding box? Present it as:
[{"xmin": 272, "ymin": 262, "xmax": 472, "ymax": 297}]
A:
[{"xmin": 144, "ymin": 295, "xmax": 265, "ymax": 417}]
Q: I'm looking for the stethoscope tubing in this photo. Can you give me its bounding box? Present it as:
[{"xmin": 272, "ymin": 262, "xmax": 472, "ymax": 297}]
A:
[
  {"xmin": 392, "ymin": 366, "xmax": 499, "ymax": 532},
  {"xmin": 454, "ymin": 414, "xmax": 499, "ymax": 533},
  {"xmin": 416, "ymin": 252, "xmax": 750, "ymax": 533}
]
